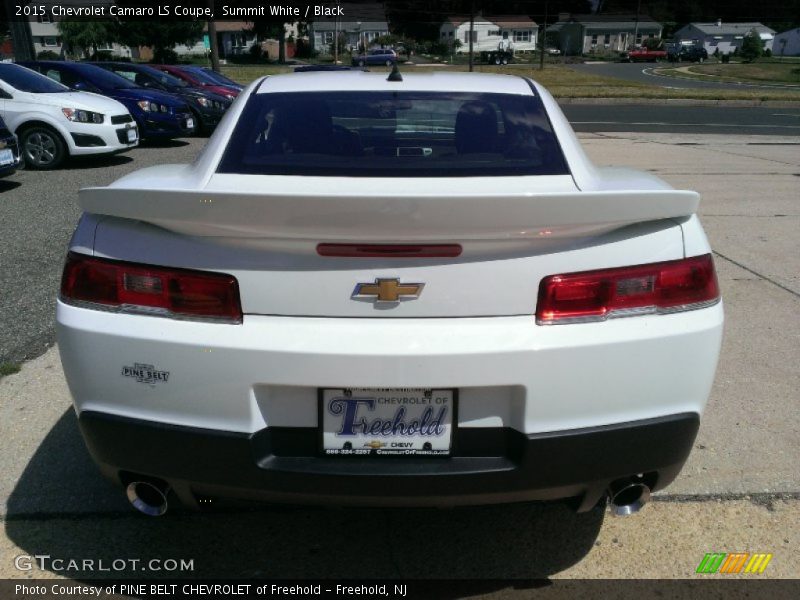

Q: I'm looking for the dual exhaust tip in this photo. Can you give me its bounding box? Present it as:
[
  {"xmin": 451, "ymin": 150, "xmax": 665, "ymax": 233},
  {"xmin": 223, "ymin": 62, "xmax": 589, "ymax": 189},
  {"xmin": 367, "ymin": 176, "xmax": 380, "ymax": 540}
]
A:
[{"xmin": 608, "ymin": 477, "xmax": 651, "ymax": 516}]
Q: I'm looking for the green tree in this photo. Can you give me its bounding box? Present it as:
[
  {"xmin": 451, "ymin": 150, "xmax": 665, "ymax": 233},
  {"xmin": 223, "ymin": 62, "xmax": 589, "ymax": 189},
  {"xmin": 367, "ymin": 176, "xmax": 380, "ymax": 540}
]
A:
[
  {"xmin": 739, "ymin": 29, "xmax": 764, "ymax": 62},
  {"xmin": 57, "ymin": 19, "xmax": 118, "ymax": 58},
  {"xmin": 116, "ymin": 21, "xmax": 204, "ymax": 63}
]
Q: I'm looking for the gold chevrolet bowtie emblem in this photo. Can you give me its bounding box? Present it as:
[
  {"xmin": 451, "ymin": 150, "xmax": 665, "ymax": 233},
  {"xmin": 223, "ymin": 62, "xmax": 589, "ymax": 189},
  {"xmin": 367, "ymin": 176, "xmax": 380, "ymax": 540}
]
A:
[{"xmin": 352, "ymin": 278, "xmax": 425, "ymax": 303}]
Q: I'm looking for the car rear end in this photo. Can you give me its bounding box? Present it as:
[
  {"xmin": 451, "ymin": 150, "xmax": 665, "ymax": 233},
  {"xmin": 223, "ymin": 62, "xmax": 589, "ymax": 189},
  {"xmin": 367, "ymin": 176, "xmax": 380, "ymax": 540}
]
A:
[{"xmin": 57, "ymin": 73, "xmax": 723, "ymax": 513}]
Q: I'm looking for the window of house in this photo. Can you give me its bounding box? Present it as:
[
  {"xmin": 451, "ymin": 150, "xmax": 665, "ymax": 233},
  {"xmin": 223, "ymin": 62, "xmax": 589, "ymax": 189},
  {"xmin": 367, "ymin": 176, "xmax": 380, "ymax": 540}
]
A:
[
  {"xmin": 513, "ymin": 30, "xmax": 531, "ymax": 42},
  {"xmin": 464, "ymin": 30, "xmax": 477, "ymax": 43},
  {"xmin": 37, "ymin": 15, "xmax": 52, "ymax": 24},
  {"xmin": 43, "ymin": 37, "xmax": 58, "ymax": 47},
  {"xmin": 96, "ymin": 43, "xmax": 114, "ymax": 51},
  {"xmin": 603, "ymin": 34, "xmax": 610, "ymax": 44},
  {"xmin": 636, "ymin": 33, "xmax": 642, "ymax": 44},
  {"xmin": 449, "ymin": 31, "xmax": 453, "ymax": 37},
  {"xmin": 488, "ymin": 30, "xmax": 501, "ymax": 36},
  {"xmin": 591, "ymin": 34, "xmax": 598, "ymax": 45},
  {"xmin": 322, "ymin": 31, "xmax": 334, "ymax": 44}
]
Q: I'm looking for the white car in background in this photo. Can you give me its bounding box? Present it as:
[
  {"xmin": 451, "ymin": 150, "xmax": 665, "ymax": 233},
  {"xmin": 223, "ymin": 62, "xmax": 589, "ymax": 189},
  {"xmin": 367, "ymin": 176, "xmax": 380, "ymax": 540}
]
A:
[
  {"xmin": 0, "ymin": 63, "xmax": 138, "ymax": 169},
  {"xmin": 58, "ymin": 71, "xmax": 723, "ymax": 517}
]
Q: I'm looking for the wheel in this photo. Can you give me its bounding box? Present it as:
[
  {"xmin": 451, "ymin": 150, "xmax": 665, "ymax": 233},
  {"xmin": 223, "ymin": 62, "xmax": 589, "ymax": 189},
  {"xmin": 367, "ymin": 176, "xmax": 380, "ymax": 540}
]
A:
[
  {"xmin": 501, "ymin": 57, "xmax": 509, "ymax": 65},
  {"xmin": 494, "ymin": 56, "xmax": 501, "ymax": 65},
  {"xmin": 20, "ymin": 126, "xmax": 66, "ymax": 170}
]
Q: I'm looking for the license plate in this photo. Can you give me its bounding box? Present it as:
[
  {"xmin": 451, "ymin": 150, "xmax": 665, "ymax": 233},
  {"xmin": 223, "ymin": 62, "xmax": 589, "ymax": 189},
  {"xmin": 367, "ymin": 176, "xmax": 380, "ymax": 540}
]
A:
[
  {"xmin": 0, "ymin": 148, "xmax": 14, "ymax": 166},
  {"xmin": 185, "ymin": 117, "xmax": 195, "ymax": 129},
  {"xmin": 321, "ymin": 388, "xmax": 454, "ymax": 456},
  {"xmin": 126, "ymin": 128, "xmax": 137, "ymax": 142}
]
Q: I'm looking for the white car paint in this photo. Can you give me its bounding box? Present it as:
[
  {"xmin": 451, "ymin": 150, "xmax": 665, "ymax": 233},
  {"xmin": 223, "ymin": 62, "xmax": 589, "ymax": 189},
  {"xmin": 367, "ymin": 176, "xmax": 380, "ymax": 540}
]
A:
[
  {"xmin": 0, "ymin": 66, "xmax": 138, "ymax": 158},
  {"xmin": 57, "ymin": 72, "xmax": 724, "ymax": 509}
]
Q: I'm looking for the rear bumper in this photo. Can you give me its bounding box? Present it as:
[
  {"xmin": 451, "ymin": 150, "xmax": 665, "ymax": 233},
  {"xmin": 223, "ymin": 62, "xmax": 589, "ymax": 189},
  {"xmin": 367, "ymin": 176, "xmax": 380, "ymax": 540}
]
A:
[{"xmin": 79, "ymin": 410, "xmax": 699, "ymax": 509}]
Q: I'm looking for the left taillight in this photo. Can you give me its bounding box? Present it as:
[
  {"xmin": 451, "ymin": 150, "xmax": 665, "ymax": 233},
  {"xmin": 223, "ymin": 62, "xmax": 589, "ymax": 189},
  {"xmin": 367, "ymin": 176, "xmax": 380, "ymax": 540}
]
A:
[
  {"xmin": 536, "ymin": 254, "xmax": 720, "ymax": 325},
  {"xmin": 60, "ymin": 252, "xmax": 242, "ymax": 323}
]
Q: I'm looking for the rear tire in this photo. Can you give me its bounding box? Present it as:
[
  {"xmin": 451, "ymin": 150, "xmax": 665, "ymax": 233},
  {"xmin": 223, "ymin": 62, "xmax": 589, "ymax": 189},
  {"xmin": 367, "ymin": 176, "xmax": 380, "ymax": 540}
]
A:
[
  {"xmin": 20, "ymin": 125, "xmax": 67, "ymax": 170},
  {"xmin": 494, "ymin": 56, "xmax": 501, "ymax": 65}
]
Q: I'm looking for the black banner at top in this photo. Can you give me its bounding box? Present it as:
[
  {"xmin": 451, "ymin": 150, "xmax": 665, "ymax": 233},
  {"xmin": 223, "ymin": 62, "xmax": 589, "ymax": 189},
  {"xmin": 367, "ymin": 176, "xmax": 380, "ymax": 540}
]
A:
[{"xmin": 6, "ymin": 1, "xmax": 531, "ymax": 23}]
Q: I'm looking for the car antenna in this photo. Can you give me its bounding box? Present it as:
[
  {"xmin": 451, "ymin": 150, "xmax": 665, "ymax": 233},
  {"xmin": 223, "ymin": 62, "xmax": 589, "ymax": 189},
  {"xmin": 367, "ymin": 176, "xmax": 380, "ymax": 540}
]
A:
[{"xmin": 387, "ymin": 63, "xmax": 402, "ymax": 82}]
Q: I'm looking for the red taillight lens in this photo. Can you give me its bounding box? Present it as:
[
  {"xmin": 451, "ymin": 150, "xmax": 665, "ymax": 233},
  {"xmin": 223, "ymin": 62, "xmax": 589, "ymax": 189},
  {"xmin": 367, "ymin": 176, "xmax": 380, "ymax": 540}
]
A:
[
  {"xmin": 536, "ymin": 254, "xmax": 720, "ymax": 325},
  {"xmin": 60, "ymin": 252, "xmax": 242, "ymax": 323}
]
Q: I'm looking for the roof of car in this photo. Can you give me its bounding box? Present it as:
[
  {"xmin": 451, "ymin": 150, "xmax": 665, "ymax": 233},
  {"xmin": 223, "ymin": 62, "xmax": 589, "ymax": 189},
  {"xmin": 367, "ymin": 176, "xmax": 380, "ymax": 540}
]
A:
[{"xmin": 257, "ymin": 71, "xmax": 534, "ymax": 95}]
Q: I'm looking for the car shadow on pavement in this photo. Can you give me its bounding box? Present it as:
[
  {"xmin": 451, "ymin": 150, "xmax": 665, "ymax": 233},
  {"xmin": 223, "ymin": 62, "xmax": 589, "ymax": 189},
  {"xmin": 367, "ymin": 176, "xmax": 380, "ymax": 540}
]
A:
[
  {"xmin": 6, "ymin": 409, "xmax": 605, "ymax": 587},
  {"xmin": 139, "ymin": 139, "xmax": 191, "ymax": 149},
  {"xmin": 0, "ymin": 179, "xmax": 22, "ymax": 193},
  {"xmin": 68, "ymin": 154, "xmax": 135, "ymax": 170}
]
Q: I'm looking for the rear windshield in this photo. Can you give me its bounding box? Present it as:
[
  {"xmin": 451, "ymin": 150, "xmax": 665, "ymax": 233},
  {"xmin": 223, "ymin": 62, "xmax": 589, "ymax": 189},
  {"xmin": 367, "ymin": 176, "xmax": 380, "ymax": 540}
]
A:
[{"xmin": 217, "ymin": 91, "xmax": 569, "ymax": 177}]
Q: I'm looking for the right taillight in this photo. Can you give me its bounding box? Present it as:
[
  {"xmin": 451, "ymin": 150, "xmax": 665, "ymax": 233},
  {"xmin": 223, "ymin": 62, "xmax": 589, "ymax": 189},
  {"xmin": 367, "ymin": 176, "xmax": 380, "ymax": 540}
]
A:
[
  {"xmin": 536, "ymin": 254, "xmax": 720, "ymax": 325},
  {"xmin": 60, "ymin": 252, "xmax": 242, "ymax": 323}
]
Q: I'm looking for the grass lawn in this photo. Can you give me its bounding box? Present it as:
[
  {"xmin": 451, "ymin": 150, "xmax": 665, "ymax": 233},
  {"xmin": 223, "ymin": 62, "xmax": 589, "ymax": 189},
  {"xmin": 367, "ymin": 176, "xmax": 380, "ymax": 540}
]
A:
[
  {"xmin": 657, "ymin": 62, "xmax": 800, "ymax": 85},
  {"xmin": 220, "ymin": 62, "xmax": 800, "ymax": 102}
]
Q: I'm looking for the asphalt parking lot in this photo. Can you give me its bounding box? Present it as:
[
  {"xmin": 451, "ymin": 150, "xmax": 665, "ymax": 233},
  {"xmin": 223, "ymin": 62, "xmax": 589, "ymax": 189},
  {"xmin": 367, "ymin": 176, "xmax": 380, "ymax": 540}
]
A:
[{"xmin": 0, "ymin": 126, "xmax": 798, "ymax": 585}]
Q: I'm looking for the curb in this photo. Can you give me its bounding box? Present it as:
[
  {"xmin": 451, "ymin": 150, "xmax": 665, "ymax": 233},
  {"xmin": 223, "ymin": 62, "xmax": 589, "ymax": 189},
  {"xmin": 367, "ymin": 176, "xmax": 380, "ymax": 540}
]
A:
[{"xmin": 557, "ymin": 97, "xmax": 800, "ymax": 108}]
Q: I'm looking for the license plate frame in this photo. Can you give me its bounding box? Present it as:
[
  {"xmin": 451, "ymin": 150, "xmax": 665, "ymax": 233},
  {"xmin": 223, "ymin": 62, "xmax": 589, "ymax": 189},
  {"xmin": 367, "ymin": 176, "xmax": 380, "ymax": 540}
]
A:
[
  {"xmin": 319, "ymin": 388, "xmax": 457, "ymax": 457},
  {"xmin": 185, "ymin": 117, "xmax": 195, "ymax": 129}
]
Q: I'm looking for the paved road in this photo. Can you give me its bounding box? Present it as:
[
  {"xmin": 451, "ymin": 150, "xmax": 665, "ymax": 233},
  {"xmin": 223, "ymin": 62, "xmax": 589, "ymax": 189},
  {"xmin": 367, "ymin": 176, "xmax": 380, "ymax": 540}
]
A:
[
  {"xmin": 0, "ymin": 131, "xmax": 798, "ymax": 584},
  {"xmin": 563, "ymin": 104, "xmax": 800, "ymax": 135},
  {"xmin": 569, "ymin": 61, "xmax": 800, "ymax": 91}
]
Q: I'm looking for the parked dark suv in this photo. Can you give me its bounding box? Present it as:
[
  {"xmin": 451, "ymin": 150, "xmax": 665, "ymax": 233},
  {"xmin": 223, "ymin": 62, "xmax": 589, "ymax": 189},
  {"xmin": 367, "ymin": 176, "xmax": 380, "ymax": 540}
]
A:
[{"xmin": 668, "ymin": 46, "xmax": 709, "ymax": 63}]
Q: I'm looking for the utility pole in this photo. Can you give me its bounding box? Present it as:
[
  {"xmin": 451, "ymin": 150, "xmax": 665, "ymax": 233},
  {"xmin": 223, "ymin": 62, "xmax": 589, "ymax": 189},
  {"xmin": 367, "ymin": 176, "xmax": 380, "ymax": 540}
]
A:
[
  {"xmin": 5, "ymin": 1, "xmax": 36, "ymax": 61},
  {"xmin": 539, "ymin": 0, "xmax": 549, "ymax": 71},
  {"xmin": 207, "ymin": 0, "xmax": 220, "ymax": 71},
  {"xmin": 468, "ymin": 1, "xmax": 475, "ymax": 72}
]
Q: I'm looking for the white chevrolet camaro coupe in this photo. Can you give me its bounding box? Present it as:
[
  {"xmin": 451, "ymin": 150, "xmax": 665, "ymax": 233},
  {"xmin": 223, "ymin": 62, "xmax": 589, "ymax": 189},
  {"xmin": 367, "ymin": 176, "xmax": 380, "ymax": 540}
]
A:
[{"xmin": 57, "ymin": 70, "xmax": 723, "ymax": 517}]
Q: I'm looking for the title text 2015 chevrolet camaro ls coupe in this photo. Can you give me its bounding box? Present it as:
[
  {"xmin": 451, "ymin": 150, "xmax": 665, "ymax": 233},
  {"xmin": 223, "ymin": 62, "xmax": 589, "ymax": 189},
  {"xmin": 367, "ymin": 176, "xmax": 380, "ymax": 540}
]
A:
[{"xmin": 58, "ymin": 71, "xmax": 723, "ymax": 517}]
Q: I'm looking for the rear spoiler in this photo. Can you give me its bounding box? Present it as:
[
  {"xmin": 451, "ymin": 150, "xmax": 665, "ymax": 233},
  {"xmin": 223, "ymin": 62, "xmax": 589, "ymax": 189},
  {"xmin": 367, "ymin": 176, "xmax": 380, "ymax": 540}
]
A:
[{"xmin": 79, "ymin": 187, "xmax": 699, "ymax": 241}]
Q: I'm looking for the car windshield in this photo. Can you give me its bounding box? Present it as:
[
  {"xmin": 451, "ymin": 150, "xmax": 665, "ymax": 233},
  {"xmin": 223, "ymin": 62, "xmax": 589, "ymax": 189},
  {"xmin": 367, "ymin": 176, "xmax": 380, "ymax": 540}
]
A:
[
  {"xmin": 110, "ymin": 65, "xmax": 188, "ymax": 89},
  {"xmin": 195, "ymin": 68, "xmax": 239, "ymax": 87},
  {"xmin": 0, "ymin": 63, "xmax": 69, "ymax": 93},
  {"xmin": 82, "ymin": 65, "xmax": 140, "ymax": 90},
  {"xmin": 181, "ymin": 68, "xmax": 221, "ymax": 85},
  {"xmin": 218, "ymin": 91, "xmax": 569, "ymax": 177}
]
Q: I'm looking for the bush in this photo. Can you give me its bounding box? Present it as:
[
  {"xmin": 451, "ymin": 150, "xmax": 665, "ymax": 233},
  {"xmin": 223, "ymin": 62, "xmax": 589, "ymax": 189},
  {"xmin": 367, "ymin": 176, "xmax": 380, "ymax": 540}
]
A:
[
  {"xmin": 721, "ymin": 53, "xmax": 730, "ymax": 63},
  {"xmin": 740, "ymin": 29, "xmax": 764, "ymax": 62},
  {"xmin": 764, "ymin": 48, "xmax": 772, "ymax": 57},
  {"xmin": 152, "ymin": 48, "xmax": 178, "ymax": 64},
  {"xmin": 248, "ymin": 42, "xmax": 262, "ymax": 60},
  {"xmin": 36, "ymin": 50, "xmax": 60, "ymax": 60},
  {"xmin": 293, "ymin": 38, "xmax": 317, "ymax": 59}
]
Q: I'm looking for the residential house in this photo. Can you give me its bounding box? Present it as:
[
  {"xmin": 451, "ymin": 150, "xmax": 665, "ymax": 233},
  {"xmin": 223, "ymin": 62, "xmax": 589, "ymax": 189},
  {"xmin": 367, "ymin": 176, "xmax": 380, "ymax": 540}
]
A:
[
  {"xmin": 309, "ymin": 3, "xmax": 389, "ymax": 54},
  {"xmin": 774, "ymin": 27, "xmax": 800, "ymax": 57},
  {"xmin": 28, "ymin": 14, "xmax": 132, "ymax": 58},
  {"xmin": 439, "ymin": 16, "xmax": 538, "ymax": 54},
  {"xmin": 674, "ymin": 20, "xmax": 775, "ymax": 55},
  {"xmin": 547, "ymin": 13, "xmax": 663, "ymax": 56}
]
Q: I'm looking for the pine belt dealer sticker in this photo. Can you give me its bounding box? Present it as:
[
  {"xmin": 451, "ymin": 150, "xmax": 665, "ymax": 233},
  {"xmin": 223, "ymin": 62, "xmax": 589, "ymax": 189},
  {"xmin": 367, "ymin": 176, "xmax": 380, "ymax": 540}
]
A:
[{"xmin": 122, "ymin": 363, "xmax": 170, "ymax": 386}]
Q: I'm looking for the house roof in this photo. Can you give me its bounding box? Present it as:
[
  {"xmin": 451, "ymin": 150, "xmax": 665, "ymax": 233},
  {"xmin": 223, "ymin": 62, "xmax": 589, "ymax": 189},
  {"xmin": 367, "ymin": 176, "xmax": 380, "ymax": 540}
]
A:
[
  {"xmin": 547, "ymin": 14, "xmax": 661, "ymax": 33},
  {"xmin": 443, "ymin": 15, "xmax": 536, "ymax": 29},
  {"xmin": 681, "ymin": 22, "xmax": 775, "ymax": 36}
]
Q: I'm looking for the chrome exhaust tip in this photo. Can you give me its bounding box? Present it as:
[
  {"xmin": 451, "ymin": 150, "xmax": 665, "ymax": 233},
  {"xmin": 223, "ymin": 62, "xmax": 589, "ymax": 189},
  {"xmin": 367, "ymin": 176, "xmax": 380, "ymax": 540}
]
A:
[
  {"xmin": 608, "ymin": 478, "xmax": 651, "ymax": 516},
  {"xmin": 126, "ymin": 480, "xmax": 169, "ymax": 517}
]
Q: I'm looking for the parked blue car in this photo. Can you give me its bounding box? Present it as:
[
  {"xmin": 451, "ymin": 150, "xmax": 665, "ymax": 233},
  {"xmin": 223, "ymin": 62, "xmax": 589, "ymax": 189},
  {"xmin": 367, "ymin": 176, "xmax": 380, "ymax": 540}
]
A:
[
  {"xmin": 91, "ymin": 62, "xmax": 231, "ymax": 135},
  {"xmin": 20, "ymin": 61, "xmax": 196, "ymax": 141}
]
